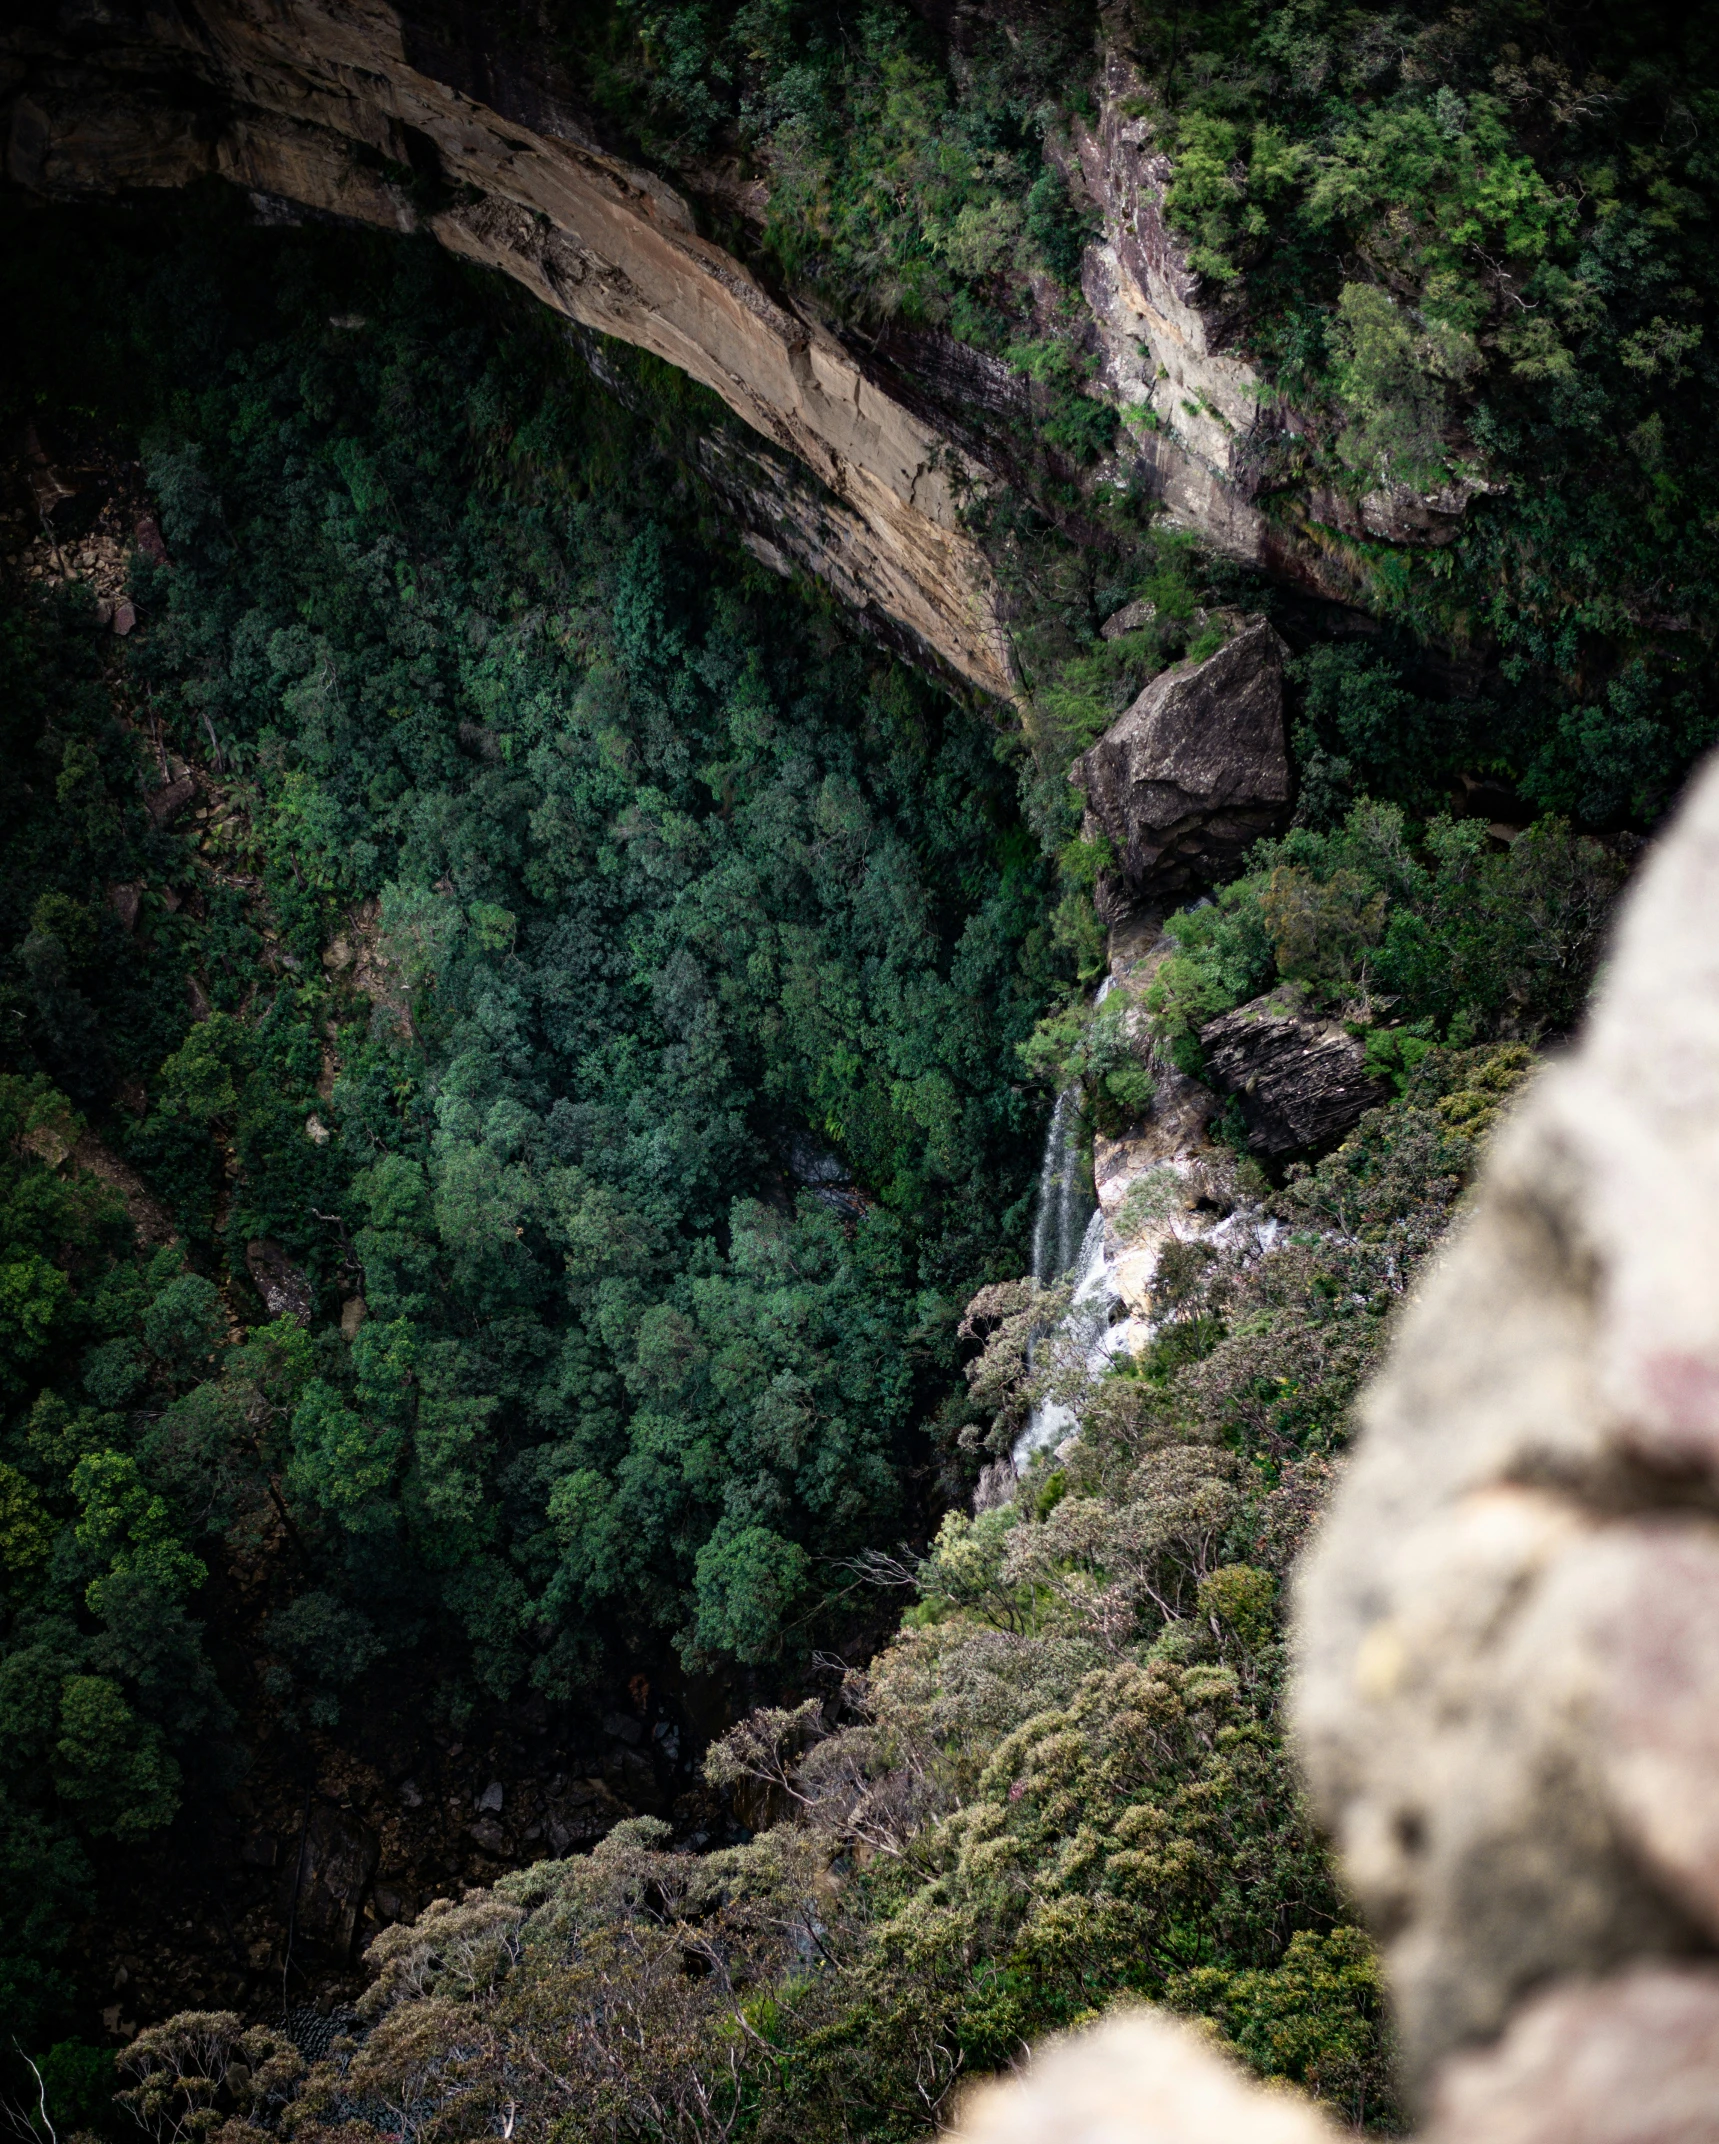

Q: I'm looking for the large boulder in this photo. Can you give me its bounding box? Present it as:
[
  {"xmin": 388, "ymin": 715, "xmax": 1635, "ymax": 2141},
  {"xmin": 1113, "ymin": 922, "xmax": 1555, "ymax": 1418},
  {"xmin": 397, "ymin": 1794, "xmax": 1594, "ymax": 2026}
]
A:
[
  {"xmin": 945, "ymin": 2006, "xmax": 1336, "ymax": 2144},
  {"xmin": 1292, "ymin": 748, "xmax": 1719, "ymax": 2099},
  {"xmin": 1198, "ymin": 988, "xmax": 1388, "ymax": 1156},
  {"xmin": 245, "ymin": 1237, "xmax": 313, "ymax": 1323},
  {"xmin": 1070, "ymin": 617, "xmax": 1290, "ymax": 912}
]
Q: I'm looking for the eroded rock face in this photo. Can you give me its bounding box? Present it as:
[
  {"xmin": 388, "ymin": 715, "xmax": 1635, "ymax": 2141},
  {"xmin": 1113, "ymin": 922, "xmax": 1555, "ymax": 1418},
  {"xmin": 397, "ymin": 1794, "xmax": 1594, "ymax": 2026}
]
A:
[
  {"xmin": 1068, "ymin": 53, "xmax": 1279, "ymax": 573},
  {"xmin": 3, "ymin": 8, "xmax": 1491, "ymax": 689},
  {"xmin": 1064, "ymin": 51, "xmax": 1487, "ymax": 588},
  {"xmin": 1293, "ymin": 747, "xmax": 1719, "ymax": 2095},
  {"xmin": 1199, "ymin": 988, "xmax": 1388, "ymax": 1156},
  {"xmin": 1069, "ymin": 617, "xmax": 1290, "ymax": 910},
  {"xmin": 2, "ymin": 0, "xmax": 1013, "ymax": 699}
]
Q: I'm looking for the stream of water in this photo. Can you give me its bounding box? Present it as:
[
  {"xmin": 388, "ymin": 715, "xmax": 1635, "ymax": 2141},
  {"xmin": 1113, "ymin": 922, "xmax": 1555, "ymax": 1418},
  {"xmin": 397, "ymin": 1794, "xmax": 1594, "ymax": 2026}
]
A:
[
  {"xmin": 1030, "ymin": 1087, "xmax": 1093, "ymax": 1283},
  {"xmin": 1012, "ymin": 1050, "xmax": 1283, "ymax": 1475}
]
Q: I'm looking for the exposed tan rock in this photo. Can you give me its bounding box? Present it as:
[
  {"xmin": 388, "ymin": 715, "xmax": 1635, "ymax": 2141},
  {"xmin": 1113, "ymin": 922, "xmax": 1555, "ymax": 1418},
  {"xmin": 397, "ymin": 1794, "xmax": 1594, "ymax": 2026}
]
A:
[
  {"xmin": 71, "ymin": 1131, "xmax": 178, "ymax": 1246},
  {"xmin": 1293, "ymin": 746, "xmax": 1719, "ymax": 2093},
  {"xmin": 1421, "ymin": 1967, "xmax": 1719, "ymax": 2144},
  {"xmin": 2, "ymin": 0, "xmax": 1012, "ymax": 698},
  {"xmin": 4, "ymin": 6, "xmax": 1491, "ymax": 686},
  {"xmin": 944, "ymin": 2006, "xmax": 1338, "ymax": 2144},
  {"xmin": 1069, "ymin": 54, "xmax": 1277, "ymax": 566},
  {"xmin": 1309, "ymin": 476, "xmax": 1494, "ymax": 549},
  {"xmin": 1064, "ymin": 52, "xmax": 1488, "ymax": 588}
]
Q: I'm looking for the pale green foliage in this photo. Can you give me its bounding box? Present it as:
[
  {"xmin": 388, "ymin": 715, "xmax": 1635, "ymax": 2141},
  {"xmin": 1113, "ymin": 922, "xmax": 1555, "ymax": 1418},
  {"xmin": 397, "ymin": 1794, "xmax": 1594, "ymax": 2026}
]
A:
[
  {"xmin": 0, "ymin": 1459, "xmax": 51, "ymax": 1575},
  {"xmin": 71, "ymin": 1450, "xmax": 207, "ymax": 1608},
  {"xmin": 1327, "ymin": 283, "xmax": 1478, "ymax": 489},
  {"xmin": 118, "ymin": 2013, "xmax": 305, "ymax": 2144}
]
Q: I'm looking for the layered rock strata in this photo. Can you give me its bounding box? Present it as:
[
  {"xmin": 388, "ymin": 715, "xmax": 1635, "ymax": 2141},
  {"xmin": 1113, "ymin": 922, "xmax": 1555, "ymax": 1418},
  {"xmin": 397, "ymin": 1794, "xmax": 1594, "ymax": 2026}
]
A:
[
  {"xmin": 1199, "ymin": 987, "xmax": 1388, "ymax": 1156},
  {"xmin": 1069, "ymin": 616, "xmax": 1291, "ymax": 912},
  {"xmin": 3, "ymin": 6, "xmax": 1492, "ymax": 691},
  {"xmin": 2, "ymin": 0, "xmax": 1013, "ymax": 697}
]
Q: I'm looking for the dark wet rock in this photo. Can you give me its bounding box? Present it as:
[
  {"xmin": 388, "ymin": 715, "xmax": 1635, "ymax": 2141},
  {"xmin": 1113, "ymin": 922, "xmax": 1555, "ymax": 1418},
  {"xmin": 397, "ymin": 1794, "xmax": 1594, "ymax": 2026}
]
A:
[
  {"xmin": 246, "ymin": 1238, "xmax": 313, "ymax": 1323},
  {"xmin": 1198, "ymin": 989, "xmax": 1388, "ymax": 1156},
  {"xmin": 466, "ymin": 1817, "xmax": 510, "ymax": 1857},
  {"xmin": 282, "ymin": 2002, "xmax": 364, "ymax": 2062},
  {"xmin": 775, "ymin": 1128, "xmax": 870, "ymax": 1219},
  {"xmin": 1070, "ymin": 617, "xmax": 1290, "ymax": 912},
  {"xmin": 146, "ymin": 773, "xmax": 197, "ymax": 826},
  {"xmin": 281, "ymin": 1804, "xmax": 378, "ymax": 1955}
]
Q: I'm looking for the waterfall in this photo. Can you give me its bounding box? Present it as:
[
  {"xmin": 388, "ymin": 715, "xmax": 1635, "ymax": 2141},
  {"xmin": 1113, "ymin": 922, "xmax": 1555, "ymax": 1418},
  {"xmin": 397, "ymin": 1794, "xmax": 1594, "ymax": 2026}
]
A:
[
  {"xmin": 1031, "ymin": 1087, "xmax": 1093, "ymax": 1282},
  {"xmin": 1015, "ymin": 1207, "xmax": 1122, "ymax": 1466}
]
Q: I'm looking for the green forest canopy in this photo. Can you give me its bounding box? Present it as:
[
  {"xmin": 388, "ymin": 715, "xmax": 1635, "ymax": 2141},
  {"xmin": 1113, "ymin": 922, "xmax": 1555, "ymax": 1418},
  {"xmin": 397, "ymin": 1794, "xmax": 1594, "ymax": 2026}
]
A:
[
  {"xmin": 6, "ymin": 0, "xmax": 1719, "ymax": 2108},
  {"xmin": 0, "ymin": 192, "xmax": 1067, "ymax": 2039}
]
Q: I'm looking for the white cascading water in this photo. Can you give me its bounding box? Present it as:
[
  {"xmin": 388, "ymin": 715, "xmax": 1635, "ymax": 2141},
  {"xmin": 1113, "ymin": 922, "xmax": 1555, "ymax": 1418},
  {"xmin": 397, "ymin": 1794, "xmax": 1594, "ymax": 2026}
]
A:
[
  {"xmin": 1014, "ymin": 1202, "xmax": 1134, "ymax": 1467},
  {"xmin": 1030, "ymin": 1087, "xmax": 1092, "ymax": 1284},
  {"xmin": 1011, "ymin": 1005, "xmax": 1287, "ymax": 1474}
]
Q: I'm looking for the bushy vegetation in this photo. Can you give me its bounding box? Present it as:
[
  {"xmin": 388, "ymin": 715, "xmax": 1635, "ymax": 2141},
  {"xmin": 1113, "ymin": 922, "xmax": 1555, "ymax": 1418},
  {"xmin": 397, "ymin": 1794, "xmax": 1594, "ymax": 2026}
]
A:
[
  {"xmin": 1146, "ymin": 800, "xmax": 1622, "ymax": 1061},
  {"xmin": 1124, "ymin": 0, "xmax": 1719, "ymax": 823},
  {"xmin": 1020, "ymin": 797, "xmax": 1618, "ymax": 1134},
  {"xmin": 564, "ymin": 0, "xmax": 1100, "ymax": 344},
  {"xmin": 111, "ymin": 1045, "xmax": 1533, "ymax": 2139},
  {"xmin": 0, "ymin": 191, "xmax": 1069, "ymax": 2041},
  {"xmin": 7, "ymin": 0, "xmax": 1696, "ymax": 2113}
]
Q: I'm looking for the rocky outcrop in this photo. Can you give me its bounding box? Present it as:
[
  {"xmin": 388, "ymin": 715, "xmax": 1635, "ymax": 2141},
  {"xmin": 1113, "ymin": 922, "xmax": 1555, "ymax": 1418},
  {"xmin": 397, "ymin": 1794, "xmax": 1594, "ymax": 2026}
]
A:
[
  {"xmin": 912, "ymin": 764, "xmax": 1719, "ymax": 2144},
  {"xmin": 1067, "ymin": 54, "xmax": 1280, "ymax": 571},
  {"xmin": 946, "ymin": 2006, "xmax": 1336, "ymax": 2144},
  {"xmin": 1420, "ymin": 1967, "xmax": 1719, "ymax": 2144},
  {"xmin": 245, "ymin": 1238, "xmax": 313, "ymax": 1323},
  {"xmin": 1069, "ymin": 616, "xmax": 1290, "ymax": 910},
  {"xmin": 1293, "ymin": 745, "xmax": 1719, "ymax": 2101},
  {"xmin": 282, "ymin": 1802, "xmax": 378, "ymax": 1956},
  {"xmin": 1066, "ymin": 52, "xmax": 1487, "ymax": 578},
  {"xmin": 2, "ymin": 6, "xmax": 1495, "ymax": 689},
  {"xmin": 1, "ymin": 0, "xmax": 1013, "ymax": 698},
  {"xmin": 1199, "ymin": 989, "xmax": 1388, "ymax": 1156}
]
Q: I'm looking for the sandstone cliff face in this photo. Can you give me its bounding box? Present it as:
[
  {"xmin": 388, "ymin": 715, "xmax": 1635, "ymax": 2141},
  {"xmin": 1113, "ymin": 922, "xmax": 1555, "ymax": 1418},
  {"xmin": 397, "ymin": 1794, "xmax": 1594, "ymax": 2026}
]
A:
[
  {"xmin": 2, "ymin": 0, "xmax": 1015, "ymax": 698},
  {"xmin": 3, "ymin": 3, "xmax": 1488, "ymax": 697},
  {"xmin": 1067, "ymin": 52, "xmax": 1281, "ymax": 570}
]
